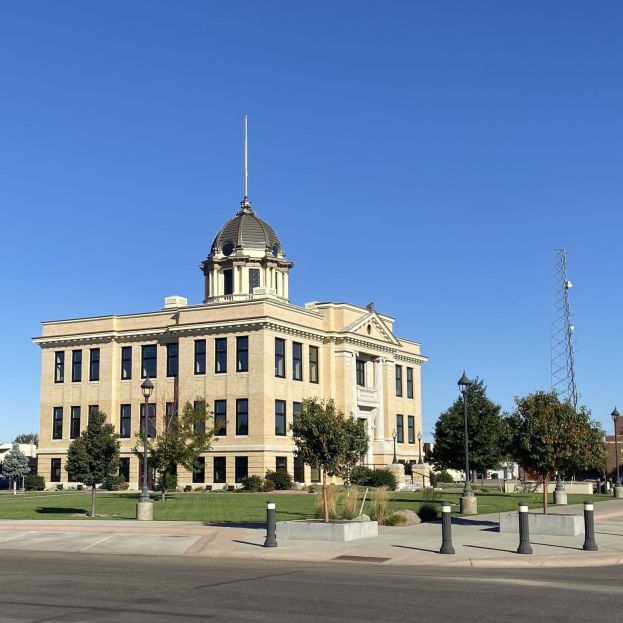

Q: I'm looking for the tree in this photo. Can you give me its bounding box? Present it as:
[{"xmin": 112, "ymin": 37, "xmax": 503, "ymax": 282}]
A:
[
  {"xmin": 66, "ymin": 410, "xmax": 120, "ymax": 517},
  {"xmin": 14, "ymin": 433, "xmax": 39, "ymax": 446},
  {"xmin": 290, "ymin": 398, "xmax": 369, "ymax": 522},
  {"xmin": 2, "ymin": 443, "xmax": 30, "ymax": 494},
  {"xmin": 134, "ymin": 399, "xmax": 213, "ymax": 501},
  {"xmin": 431, "ymin": 379, "xmax": 511, "ymax": 479},
  {"xmin": 511, "ymin": 391, "xmax": 606, "ymax": 514}
]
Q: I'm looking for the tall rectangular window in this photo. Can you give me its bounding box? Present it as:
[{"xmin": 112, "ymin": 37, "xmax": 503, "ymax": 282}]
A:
[
  {"xmin": 52, "ymin": 407, "xmax": 63, "ymax": 439},
  {"xmin": 121, "ymin": 346, "xmax": 132, "ymax": 380},
  {"xmin": 236, "ymin": 399, "xmax": 248, "ymax": 435},
  {"xmin": 119, "ymin": 458, "xmax": 130, "ymax": 482},
  {"xmin": 235, "ymin": 456, "xmax": 248, "ymax": 483},
  {"xmin": 395, "ymin": 365, "xmax": 403, "ymax": 397},
  {"xmin": 223, "ymin": 269, "xmax": 233, "ymax": 295},
  {"xmin": 276, "ymin": 457, "xmax": 287, "ymax": 473},
  {"xmin": 408, "ymin": 415, "xmax": 415, "ymax": 444},
  {"xmin": 292, "ymin": 342, "xmax": 302, "ymax": 381},
  {"xmin": 140, "ymin": 404, "xmax": 156, "ymax": 438},
  {"xmin": 166, "ymin": 343, "xmax": 178, "ymax": 377},
  {"xmin": 407, "ymin": 367, "xmax": 414, "ymax": 399},
  {"xmin": 141, "ymin": 345, "xmax": 157, "ymax": 378},
  {"xmin": 71, "ymin": 350, "xmax": 82, "ymax": 382},
  {"xmin": 193, "ymin": 457, "xmax": 206, "ymax": 483},
  {"xmin": 70, "ymin": 406, "xmax": 81, "ymax": 439},
  {"xmin": 54, "ymin": 351, "xmax": 65, "ymax": 383},
  {"xmin": 120, "ymin": 404, "xmax": 132, "ymax": 438},
  {"xmin": 89, "ymin": 348, "xmax": 100, "ymax": 381},
  {"xmin": 165, "ymin": 402, "xmax": 177, "ymax": 427},
  {"xmin": 236, "ymin": 336, "xmax": 248, "ymax": 372},
  {"xmin": 213, "ymin": 457, "xmax": 226, "ymax": 483},
  {"xmin": 215, "ymin": 338, "xmax": 227, "ymax": 373},
  {"xmin": 356, "ymin": 359, "xmax": 366, "ymax": 387},
  {"xmin": 309, "ymin": 346, "xmax": 319, "ymax": 383},
  {"xmin": 294, "ymin": 456, "xmax": 305, "ymax": 482},
  {"xmin": 396, "ymin": 414, "xmax": 404, "ymax": 443},
  {"xmin": 194, "ymin": 339, "xmax": 206, "ymax": 375},
  {"xmin": 193, "ymin": 400, "xmax": 206, "ymax": 432},
  {"xmin": 249, "ymin": 268, "xmax": 260, "ymax": 293},
  {"xmin": 275, "ymin": 338, "xmax": 285, "ymax": 378},
  {"xmin": 214, "ymin": 400, "xmax": 227, "ymax": 436},
  {"xmin": 293, "ymin": 402, "xmax": 302, "ymax": 417},
  {"xmin": 50, "ymin": 458, "xmax": 62, "ymax": 482},
  {"xmin": 275, "ymin": 400, "xmax": 286, "ymax": 436},
  {"xmin": 310, "ymin": 465, "xmax": 320, "ymax": 483}
]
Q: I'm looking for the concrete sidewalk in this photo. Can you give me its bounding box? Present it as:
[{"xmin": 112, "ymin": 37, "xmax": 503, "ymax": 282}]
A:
[{"xmin": 0, "ymin": 500, "xmax": 622, "ymax": 568}]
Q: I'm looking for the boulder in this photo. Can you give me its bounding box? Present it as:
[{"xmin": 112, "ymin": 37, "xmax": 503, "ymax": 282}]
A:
[{"xmin": 394, "ymin": 510, "xmax": 421, "ymax": 526}]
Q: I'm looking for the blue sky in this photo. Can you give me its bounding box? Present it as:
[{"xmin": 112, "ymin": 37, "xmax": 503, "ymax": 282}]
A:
[{"xmin": 1, "ymin": 2, "xmax": 622, "ymax": 441}]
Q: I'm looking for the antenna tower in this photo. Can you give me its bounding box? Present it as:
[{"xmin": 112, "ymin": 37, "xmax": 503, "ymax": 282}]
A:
[{"xmin": 551, "ymin": 249, "xmax": 578, "ymax": 408}]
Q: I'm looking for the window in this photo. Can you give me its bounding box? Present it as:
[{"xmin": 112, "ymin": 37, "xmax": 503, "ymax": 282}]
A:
[
  {"xmin": 54, "ymin": 351, "xmax": 64, "ymax": 383},
  {"xmin": 275, "ymin": 338, "xmax": 285, "ymax": 378},
  {"xmin": 70, "ymin": 406, "xmax": 81, "ymax": 439},
  {"xmin": 276, "ymin": 457, "xmax": 287, "ymax": 473},
  {"xmin": 235, "ymin": 456, "xmax": 248, "ymax": 483},
  {"xmin": 407, "ymin": 367, "xmax": 414, "ymax": 399},
  {"xmin": 121, "ymin": 346, "xmax": 132, "ymax": 380},
  {"xmin": 89, "ymin": 348, "xmax": 100, "ymax": 381},
  {"xmin": 193, "ymin": 400, "xmax": 206, "ymax": 432},
  {"xmin": 396, "ymin": 414, "xmax": 404, "ymax": 443},
  {"xmin": 119, "ymin": 458, "xmax": 130, "ymax": 482},
  {"xmin": 292, "ymin": 342, "xmax": 302, "ymax": 381},
  {"xmin": 408, "ymin": 415, "xmax": 415, "ymax": 444},
  {"xmin": 236, "ymin": 399, "xmax": 248, "ymax": 435},
  {"xmin": 140, "ymin": 403, "xmax": 156, "ymax": 438},
  {"xmin": 395, "ymin": 365, "xmax": 403, "ymax": 397},
  {"xmin": 141, "ymin": 345, "xmax": 157, "ymax": 378},
  {"xmin": 166, "ymin": 343, "xmax": 178, "ymax": 377},
  {"xmin": 249, "ymin": 268, "xmax": 260, "ymax": 293},
  {"xmin": 71, "ymin": 350, "xmax": 82, "ymax": 382},
  {"xmin": 53, "ymin": 407, "xmax": 63, "ymax": 439},
  {"xmin": 294, "ymin": 456, "xmax": 305, "ymax": 482},
  {"xmin": 120, "ymin": 404, "xmax": 132, "ymax": 438},
  {"xmin": 236, "ymin": 336, "xmax": 248, "ymax": 372},
  {"xmin": 214, "ymin": 400, "xmax": 227, "ymax": 436},
  {"xmin": 193, "ymin": 457, "xmax": 205, "ymax": 483},
  {"xmin": 275, "ymin": 400, "xmax": 286, "ymax": 436},
  {"xmin": 309, "ymin": 346, "xmax": 319, "ymax": 383},
  {"xmin": 223, "ymin": 269, "xmax": 233, "ymax": 295},
  {"xmin": 51, "ymin": 458, "xmax": 62, "ymax": 482},
  {"xmin": 165, "ymin": 402, "xmax": 177, "ymax": 427},
  {"xmin": 192, "ymin": 339, "xmax": 206, "ymax": 375},
  {"xmin": 213, "ymin": 457, "xmax": 226, "ymax": 483},
  {"xmin": 215, "ymin": 338, "xmax": 227, "ymax": 373},
  {"xmin": 293, "ymin": 402, "xmax": 302, "ymax": 417},
  {"xmin": 356, "ymin": 359, "xmax": 366, "ymax": 387},
  {"xmin": 310, "ymin": 465, "xmax": 320, "ymax": 483}
]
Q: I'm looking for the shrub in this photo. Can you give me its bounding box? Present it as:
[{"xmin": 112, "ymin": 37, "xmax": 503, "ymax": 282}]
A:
[
  {"xmin": 417, "ymin": 503, "xmax": 439, "ymax": 522},
  {"xmin": 350, "ymin": 465, "xmax": 373, "ymax": 486},
  {"xmin": 24, "ymin": 474, "xmax": 45, "ymax": 491},
  {"xmin": 241, "ymin": 475, "xmax": 264, "ymax": 492},
  {"xmin": 436, "ymin": 470, "xmax": 454, "ymax": 483},
  {"xmin": 102, "ymin": 474, "xmax": 129, "ymax": 491},
  {"xmin": 369, "ymin": 485, "xmax": 390, "ymax": 524},
  {"xmin": 265, "ymin": 470, "xmax": 293, "ymax": 491},
  {"xmin": 370, "ymin": 469, "xmax": 397, "ymax": 491},
  {"xmin": 315, "ymin": 484, "xmax": 339, "ymax": 519},
  {"xmin": 339, "ymin": 486, "xmax": 360, "ymax": 520},
  {"xmin": 385, "ymin": 512, "xmax": 407, "ymax": 526},
  {"xmin": 156, "ymin": 472, "xmax": 177, "ymax": 492}
]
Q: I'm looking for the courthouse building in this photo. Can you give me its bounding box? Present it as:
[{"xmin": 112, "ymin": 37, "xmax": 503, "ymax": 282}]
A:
[{"xmin": 34, "ymin": 194, "xmax": 427, "ymax": 488}]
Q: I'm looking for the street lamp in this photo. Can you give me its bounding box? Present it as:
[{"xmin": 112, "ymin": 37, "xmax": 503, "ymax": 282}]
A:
[
  {"xmin": 139, "ymin": 376, "xmax": 154, "ymax": 507},
  {"xmin": 392, "ymin": 429, "xmax": 397, "ymax": 464},
  {"xmin": 612, "ymin": 407, "xmax": 622, "ymax": 488},
  {"xmin": 417, "ymin": 431, "xmax": 423, "ymax": 464},
  {"xmin": 458, "ymin": 371, "xmax": 473, "ymax": 498}
]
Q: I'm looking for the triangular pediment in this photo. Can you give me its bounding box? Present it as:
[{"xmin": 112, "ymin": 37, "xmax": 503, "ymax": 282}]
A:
[{"xmin": 343, "ymin": 311, "xmax": 401, "ymax": 346}]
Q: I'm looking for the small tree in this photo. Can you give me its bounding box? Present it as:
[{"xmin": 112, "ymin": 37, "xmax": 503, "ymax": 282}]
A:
[
  {"xmin": 66, "ymin": 410, "xmax": 120, "ymax": 517},
  {"xmin": 512, "ymin": 391, "xmax": 606, "ymax": 513},
  {"xmin": 291, "ymin": 398, "xmax": 369, "ymax": 522},
  {"xmin": 134, "ymin": 399, "xmax": 213, "ymax": 501},
  {"xmin": 14, "ymin": 433, "xmax": 39, "ymax": 446},
  {"xmin": 2, "ymin": 443, "xmax": 30, "ymax": 494}
]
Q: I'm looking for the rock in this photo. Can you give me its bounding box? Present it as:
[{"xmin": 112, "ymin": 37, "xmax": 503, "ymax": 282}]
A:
[
  {"xmin": 355, "ymin": 514, "xmax": 371, "ymax": 522},
  {"xmin": 394, "ymin": 510, "xmax": 421, "ymax": 526}
]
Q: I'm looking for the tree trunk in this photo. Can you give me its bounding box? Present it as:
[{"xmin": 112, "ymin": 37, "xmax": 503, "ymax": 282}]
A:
[
  {"xmin": 161, "ymin": 484, "xmax": 166, "ymax": 502},
  {"xmin": 12, "ymin": 480, "xmax": 16, "ymax": 495},
  {"xmin": 542, "ymin": 475, "xmax": 548, "ymax": 515},
  {"xmin": 91, "ymin": 485, "xmax": 96, "ymax": 518},
  {"xmin": 322, "ymin": 469, "xmax": 329, "ymax": 523}
]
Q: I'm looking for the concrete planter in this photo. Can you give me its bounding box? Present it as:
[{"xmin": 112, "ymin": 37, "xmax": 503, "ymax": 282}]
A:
[
  {"xmin": 499, "ymin": 511, "xmax": 583, "ymax": 536},
  {"xmin": 276, "ymin": 519, "xmax": 379, "ymax": 541}
]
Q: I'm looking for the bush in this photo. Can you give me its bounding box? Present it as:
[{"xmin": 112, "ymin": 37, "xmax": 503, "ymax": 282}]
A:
[
  {"xmin": 241, "ymin": 475, "xmax": 264, "ymax": 492},
  {"xmin": 436, "ymin": 470, "xmax": 455, "ymax": 483},
  {"xmin": 265, "ymin": 470, "xmax": 293, "ymax": 491},
  {"xmin": 385, "ymin": 512, "xmax": 407, "ymax": 526},
  {"xmin": 417, "ymin": 503, "xmax": 439, "ymax": 522},
  {"xmin": 350, "ymin": 465, "xmax": 373, "ymax": 486},
  {"xmin": 315, "ymin": 484, "xmax": 339, "ymax": 519},
  {"xmin": 369, "ymin": 485, "xmax": 390, "ymax": 524},
  {"xmin": 156, "ymin": 472, "xmax": 177, "ymax": 492},
  {"xmin": 339, "ymin": 486, "xmax": 360, "ymax": 520},
  {"xmin": 369, "ymin": 469, "xmax": 397, "ymax": 491},
  {"xmin": 102, "ymin": 475, "xmax": 129, "ymax": 491},
  {"xmin": 24, "ymin": 474, "xmax": 45, "ymax": 491}
]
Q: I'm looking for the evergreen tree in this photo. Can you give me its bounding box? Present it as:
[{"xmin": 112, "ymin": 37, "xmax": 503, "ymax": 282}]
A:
[{"xmin": 2, "ymin": 443, "xmax": 30, "ymax": 494}]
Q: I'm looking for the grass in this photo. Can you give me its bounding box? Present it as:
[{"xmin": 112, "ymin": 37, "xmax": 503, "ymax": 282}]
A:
[{"xmin": 0, "ymin": 490, "xmax": 615, "ymax": 522}]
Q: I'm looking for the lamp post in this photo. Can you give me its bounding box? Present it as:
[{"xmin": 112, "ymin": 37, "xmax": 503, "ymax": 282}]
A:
[
  {"xmin": 458, "ymin": 371, "xmax": 477, "ymax": 514},
  {"xmin": 137, "ymin": 376, "xmax": 154, "ymax": 520},
  {"xmin": 612, "ymin": 408, "xmax": 622, "ymax": 496},
  {"xmin": 392, "ymin": 429, "xmax": 397, "ymax": 464},
  {"xmin": 417, "ymin": 431, "xmax": 423, "ymax": 464}
]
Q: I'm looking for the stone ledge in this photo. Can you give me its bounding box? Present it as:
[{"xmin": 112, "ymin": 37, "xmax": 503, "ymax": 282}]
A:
[
  {"xmin": 276, "ymin": 519, "xmax": 379, "ymax": 541},
  {"xmin": 499, "ymin": 511, "xmax": 583, "ymax": 536}
]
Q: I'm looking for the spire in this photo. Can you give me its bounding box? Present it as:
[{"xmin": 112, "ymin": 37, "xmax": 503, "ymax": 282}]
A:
[{"xmin": 239, "ymin": 115, "xmax": 253, "ymax": 214}]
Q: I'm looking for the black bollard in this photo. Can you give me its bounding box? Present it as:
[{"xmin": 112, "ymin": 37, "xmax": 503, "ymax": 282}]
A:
[
  {"xmin": 517, "ymin": 502, "xmax": 533, "ymax": 554},
  {"xmin": 439, "ymin": 501, "xmax": 455, "ymax": 554},
  {"xmin": 582, "ymin": 500, "xmax": 598, "ymax": 551},
  {"xmin": 264, "ymin": 500, "xmax": 278, "ymax": 548}
]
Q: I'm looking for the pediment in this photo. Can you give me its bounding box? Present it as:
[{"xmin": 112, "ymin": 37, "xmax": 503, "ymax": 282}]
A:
[{"xmin": 343, "ymin": 311, "xmax": 401, "ymax": 346}]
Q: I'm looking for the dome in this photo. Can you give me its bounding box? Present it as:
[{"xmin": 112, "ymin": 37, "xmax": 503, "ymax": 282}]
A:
[{"xmin": 210, "ymin": 199, "xmax": 283, "ymax": 258}]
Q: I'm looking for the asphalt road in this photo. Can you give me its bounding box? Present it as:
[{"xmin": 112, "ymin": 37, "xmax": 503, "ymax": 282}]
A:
[{"xmin": 0, "ymin": 551, "xmax": 622, "ymax": 623}]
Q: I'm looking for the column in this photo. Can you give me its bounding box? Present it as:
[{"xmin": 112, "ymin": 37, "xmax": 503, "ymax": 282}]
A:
[{"xmin": 374, "ymin": 358, "xmax": 385, "ymax": 441}]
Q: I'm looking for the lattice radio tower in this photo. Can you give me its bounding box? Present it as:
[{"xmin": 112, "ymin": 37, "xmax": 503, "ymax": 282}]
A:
[{"xmin": 551, "ymin": 249, "xmax": 578, "ymax": 409}]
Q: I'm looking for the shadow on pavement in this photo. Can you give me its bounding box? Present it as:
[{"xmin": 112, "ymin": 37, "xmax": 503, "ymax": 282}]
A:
[
  {"xmin": 392, "ymin": 544, "xmax": 439, "ymax": 554},
  {"xmin": 451, "ymin": 518, "xmax": 498, "ymax": 527},
  {"xmin": 232, "ymin": 539, "xmax": 265, "ymax": 548},
  {"xmin": 203, "ymin": 521, "xmax": 265, "ymax": 529},
  {"xmin": 35, "ymin": 507, "xmax": 87, "ymax": 515},
  {"xmin": 463, "ymin": 544, "xmax": 515, "ymax": 554},
  {"xmin": 531, "ymin": 542, "xmax": 581, "ymax": 551}
]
